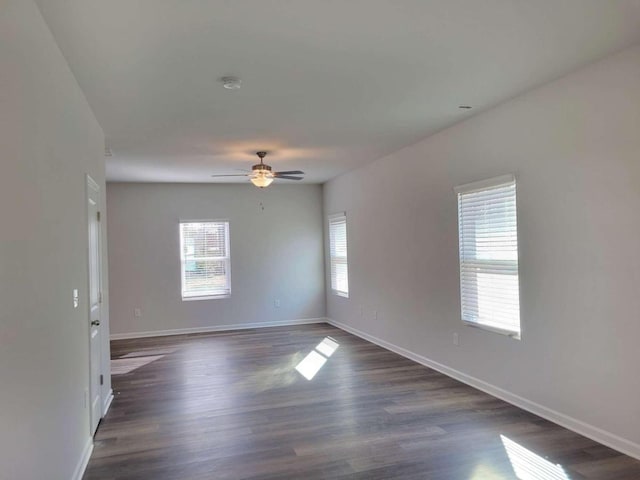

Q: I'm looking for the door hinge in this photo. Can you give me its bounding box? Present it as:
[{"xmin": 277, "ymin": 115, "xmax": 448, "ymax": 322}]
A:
[
  {"xmin": 97, "ymin": 211, "xmax": 101, "ymax": 222},
  {"xmin": 100, "ymin": 374, "xmax": 104, "ymax": 386}
]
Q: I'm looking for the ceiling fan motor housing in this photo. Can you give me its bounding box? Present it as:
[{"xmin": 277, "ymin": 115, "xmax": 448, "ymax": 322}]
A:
[{"xmin": 252, "ymin": 163, "xmax": 272, "ymax": 172}]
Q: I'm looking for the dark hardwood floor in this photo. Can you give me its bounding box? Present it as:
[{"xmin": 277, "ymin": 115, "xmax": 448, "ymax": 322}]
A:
[{"xmin": 84, "ymin": 324, "xmax": 640, "ymax": 479}]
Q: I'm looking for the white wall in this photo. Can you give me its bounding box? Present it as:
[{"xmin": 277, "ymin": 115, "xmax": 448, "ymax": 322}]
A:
[
  {"xmin": 0, "ymin": 1, "xmax": 110, "ymax": 479},
  {"xmin": 107, "ymin": 183, "xmax": 325, "ymax": 336},
  {"xmin": 324, "ymin": 44, "xmax": 640, "ymax": 456}
]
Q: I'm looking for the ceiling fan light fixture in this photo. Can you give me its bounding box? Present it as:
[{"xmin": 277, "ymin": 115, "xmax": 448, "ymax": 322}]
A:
[
  {"xmin": 210, "ymin": 151, "xmax": 303, "ymax": 187},
  {"xmin": 250, "ymin": 171, "xmax": 274, "ymax": 188}
]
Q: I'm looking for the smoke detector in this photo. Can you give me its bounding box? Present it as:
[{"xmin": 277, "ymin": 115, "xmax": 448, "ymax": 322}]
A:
[{"xmin": 220, "ymin": 76, "xmax": 241, "ymax": 90}]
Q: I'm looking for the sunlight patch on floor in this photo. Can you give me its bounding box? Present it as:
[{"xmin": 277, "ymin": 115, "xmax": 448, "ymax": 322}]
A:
[
  {"xmin": 295, "ymin": 350, "xmax": 327, "ymax": 380},
  {"xmin": 111, "ymin": 355, "xmax": 165, "ymax": 375},
  {"xmin": 315, "ymin": 337, "xmax": 339, "ymax": 357},
  {"xmin": 469, "ymin": 463, "xmax": 510, "ymax": 480},
  {"xmin": 295, "ymin": 336, "xmax": 340, "ymax": 380},
  {"xmin": 501, "ymin": 435, "xmax": 571, "ymax": 480},
  {"xmin": 119, "ymin": 347, "xmax": 178, "ymax": 358}
]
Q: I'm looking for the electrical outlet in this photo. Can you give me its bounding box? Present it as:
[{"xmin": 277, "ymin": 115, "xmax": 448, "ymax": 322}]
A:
[
  {"xmin": 453, "ymin": 332, "xmax": 459, "ymax": 346},
  {"xmin": 134, "ymin": 308, "xmax": 142, "ymax": 318},
  {"xmin": 274, "ymin": 299, "xmax": 281, "ymax": 308},
  {"xmin": 73, "ymin": 289, "xmax": 79, "ymax": 309},
  {"xmin": 373, "ymin": 310, "xmax": 378, "ymax": 321}
]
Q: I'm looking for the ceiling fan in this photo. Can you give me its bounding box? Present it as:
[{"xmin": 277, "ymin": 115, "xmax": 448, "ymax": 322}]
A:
[{"xmin": 211, "ymin": 151, "xmax": 304, "ymax": 188}]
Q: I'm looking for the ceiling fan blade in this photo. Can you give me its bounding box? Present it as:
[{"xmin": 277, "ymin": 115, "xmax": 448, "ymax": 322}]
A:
[
  {"xmin": 210, "ymin": 174, "xmax": 249, "ymax": 177},
  {"xmin": 274, "ymin": 170, "xmax": 304, "ymax": 175},
  {"xmin": 275, "ymin": 175, "xmax": 304, "ymax": 180}
]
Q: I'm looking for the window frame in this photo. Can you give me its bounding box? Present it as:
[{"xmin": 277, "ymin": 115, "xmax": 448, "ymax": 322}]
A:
[
  {"xmin": 455, "ymin": 174, "xmax": 521, "ymax": 339},
  {"xmin": 328, "ymin": 212, "xmax": 349, "ymax": 298},
  {"xmin": 179, "ymin": 220, "xmax": 231, "ymax": 301}
]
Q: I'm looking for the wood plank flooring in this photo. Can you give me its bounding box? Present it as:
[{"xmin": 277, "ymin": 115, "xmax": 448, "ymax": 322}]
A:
[{"xmin": 84, "ymin": 324, "xmax": 640, "ymax": 479}]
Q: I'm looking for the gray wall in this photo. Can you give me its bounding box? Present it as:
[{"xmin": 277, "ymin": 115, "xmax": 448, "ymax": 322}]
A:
[
  {"xmin": 0, "ymin": 1, "xmax": 110, "ymax": 478},
  {"xmin": 324, "ymin": 44, "xmax": 640, "ymax": 456},
  {"xmin": 107, "ymin": 183, "xmax": 325, "ymax": 336}
]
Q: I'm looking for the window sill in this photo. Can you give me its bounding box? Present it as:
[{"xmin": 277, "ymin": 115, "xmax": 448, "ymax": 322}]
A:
[
  {"xmin": 462, "ymin": 320, "xmax": 521, "ymax": 340},
  {"xmin": 333, "ymin": 291, "xmax": 349, "ymax": 298},
  {"xmin": 182, "ymin": 294, "xmax": 230, "ymax": 302}
]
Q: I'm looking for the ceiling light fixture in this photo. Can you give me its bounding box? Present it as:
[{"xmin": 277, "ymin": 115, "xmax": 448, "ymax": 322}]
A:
[
  {"xmin": 211, "ymin": 151, "xmax": 304, "ymax": 188},
  {"xmin": 220, "ymin": 76, "xmax": 241, "ymax": 90},
  {"xmin": 249, "ymin": 152, "xmax": 275, "ymax": 187},
  {"xmin": 250, "ymin": 169, "xmax": 274, "ymax": 188}
]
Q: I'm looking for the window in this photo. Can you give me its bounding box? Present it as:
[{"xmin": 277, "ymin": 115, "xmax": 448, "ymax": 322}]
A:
[
  {"xmin": 455, "ymin": 175, "xmax": 520, "ymax": 337},
  {"xmin": 329, "ymin": 213, "xmax": 349, "ymax": 297},
  {"xmin": 179, "ymin": 221, "xmax": 231, "ymax": 300}
]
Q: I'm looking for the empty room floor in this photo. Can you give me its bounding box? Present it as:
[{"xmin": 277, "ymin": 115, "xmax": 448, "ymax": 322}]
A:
[{"xmin": 84, "ymin": 324, "xmax": 640, "ymax": 479}]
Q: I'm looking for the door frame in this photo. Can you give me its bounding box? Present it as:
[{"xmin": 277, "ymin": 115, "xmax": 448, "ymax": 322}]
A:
[{"xmin": 86, "ymin": 174, "xmax": 103, "ymax": 435}]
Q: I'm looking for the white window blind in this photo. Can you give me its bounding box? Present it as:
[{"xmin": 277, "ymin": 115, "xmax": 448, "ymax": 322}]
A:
[
  {"xmin": 329, "ymin": 213, "xmax": 349, "ymax": 297},
  {"xmin": 179, "ymin": 221, "xmax": 231, "ymax": 300},
  {"xmin": 456, "ymin": 175, "xmax": 520, "ymax": 337}
]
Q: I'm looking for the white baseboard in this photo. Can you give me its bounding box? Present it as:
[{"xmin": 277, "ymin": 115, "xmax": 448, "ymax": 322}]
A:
[
  {"xmin": 110, "ymin": 317, "xmax": 327, "ymax": 340},
  {"xmin": 71, "ymin": 437, "xmax": 93, "ymax": 480},
  {"xmin": 102, "ymin": 388, "xmax": 113, "ymax": 417},
  {"xmin": 326, "ymin": 317, "xmax": 640, "ymax": 461}
]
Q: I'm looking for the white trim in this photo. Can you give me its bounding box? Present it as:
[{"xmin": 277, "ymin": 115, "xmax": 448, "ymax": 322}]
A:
[
  {"xmin": 86, "ymin": 174, "xmax": 103, "ymax": 437},
  {"xmin": 328, "ymin": 211, "xmax": 346, "ymax": 220},
  {"xmin": 326, "ymin": 318, "xmax": 640, "ymax": 461},
  {"xmin": 179, "ymin": 218, "xmax": 230, "ymax": 223},
  {"xmin": 182, "ymin": 294, "xmax": 231, "ymax": 301},
  {"xmin": 86, "ymin": 174, "xmax": 99, "ymax": 192},
  {"xmin": 454, "ymin": 173, "xmax": 515, "ymax": 194},
  {"xmin": 110, "ymin": 317, "xmax": 327, "ymax": 340},
  {"xmin": 463, "ymin": 320, "xmax": 521, "ymax": 339},
  {"xmin": 71, "ymin": 438, "xmax": 93, "ymax": 480},
  {"xmin": 102, "ymin": 388, "xmax": 114, "ymax": 417}
]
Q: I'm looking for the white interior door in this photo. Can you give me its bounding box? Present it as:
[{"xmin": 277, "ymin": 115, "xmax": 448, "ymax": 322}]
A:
[{"xmin": 87, "ymin": 175, "xmax": 103, "ymax": 435}]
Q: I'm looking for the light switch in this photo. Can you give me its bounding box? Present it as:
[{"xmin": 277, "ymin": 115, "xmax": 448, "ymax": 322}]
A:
[{"xmin": 73, "ymin": 289, "xmax": 79, "ymax": 309}]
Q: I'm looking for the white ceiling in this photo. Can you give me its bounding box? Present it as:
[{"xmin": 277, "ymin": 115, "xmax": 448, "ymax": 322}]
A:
[{"xmin": 36, "ymin": 0, "xmax": 640, "ymax": 184}]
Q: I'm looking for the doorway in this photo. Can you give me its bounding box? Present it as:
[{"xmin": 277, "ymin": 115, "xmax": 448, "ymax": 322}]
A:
[{"xmin": 86, "ymin": 174, "xmax": 103, "ymax": 435}]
